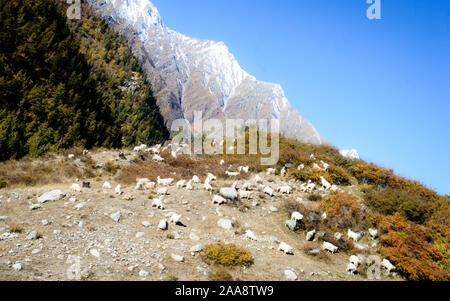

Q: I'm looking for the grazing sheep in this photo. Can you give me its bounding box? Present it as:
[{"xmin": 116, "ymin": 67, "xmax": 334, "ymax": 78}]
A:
[
  {"xmin": 254, "ymin": 175, "xmax": 263, "ymax": 184},
  {"xmin": 313, "ymin": 163, "xmax": 322, "ymax": 170},
  {"xmin": 157, "ymin": 176, "xmax": 174, "ymax": 186},
  {"xmin": 213, "ymin": 195, "xmax": 226, "ymax": 205},
  {"xmin": 152, "ymin": 197, "xmax": 165, "ymax": 210},
  {"xmin": 348, "ymin": 229, "xmax": 363, "ymax": 242},
  {"xmin": 323, "ymin": 242, "xmax": 338, "ymax": 253},
  {"xmin": 169, "ymin": 213, "xmax": 182, "ymax": 224},
  {"xmin": 176, "ymin": 180, "xmax": 186, "ymax": 188},
  {"xmin": 238, "ymin": 190, "xmax": 253, "ymax": 199},
  {"xmin": 220, "ymin": 160, "xmax": 225, "ymax": 166},
  {"xmin": 264, "ymin": 186, "xmax": 274, "ymax": 196},
  {"xmin": 102, "ymin": 182, "xmax": 112, "ymax": 190},
  {"xmin": 238, "ymin": 166, "xmax": 249, "ymax": 173},
  {"xmin": 157, "ymin": 187, "xmax": 169, "ymax": 195},
  {"xmin": 134, "ymin": 144, "xmax": 147, "ymax": 152},
  {"xmin": 266, "ymin": 168, "xmax": 276, "ymax": 175},
  {"xmin": 192, "ymin": 175, "xmax": 201, "ymax": 184},
  {"xmin": 382, "ymin": 259, "xmax": 395, "ymax": 273},
  {"xmin": 71, "ymin": 183, "xmax": 82, "ymax": 192},
  {"xmin": 349, "ymin": 255, "xmax": 362, "ymax": 267},
  {"xmin": 291, "ymin": 212, "xmax": 304, "ymax": 221},
  {"xmin": 347, "ymin": 263, "xmax": 358, "ymax": 274},
  {"xmin": 219, "ymin": 187, "xmax": 238, "ymax": 200},
  {"xmin": 225, "ymin": 171, "xmax": 240, "ymax": 177},
  {"xmin": 306, "ymin": 230, "xmax": 316, "ymax": 241},
  {"xmin": 297, "ymin": 164, "xmax": 305, "ymax": 170},
  {"xmin": 369, "ymin": 228, "xmax": 378, "ymax": 239},
  {"xmin": 242, "ymin": 182, "xmax": 253, "ymax": 191},
  {"xmin": 144, "ymin": 181, "xmax": 156, "ymax": 189},
  {"xmin": 186, "ymin": 180, "xmax": 193, "ymax": 190},
  {"xmin": 280, "ymin": 167, "xmax": 287, "ymax": 176},
  {"xmin": 204, "ymin": 181, "xmax": 213, "ymax": 191},
  {"xmin": 334, "ymin": 232, "xmax": 343, "ymax": 241},
  {"xmin": 320, "ymin": 176, "xmax": 331, "ymax": 190},
  {"xmin": 153, "ymin": 154, "xmax": 164, "ymax": 162},
  {"xmin": 206, "ymin": 173, "xmax": 217, "ymax": 182},
  {"xmin": 115, "ymin": 184, "xmax": 122, "ymax": 195},
  {"xmin": 279, "ymin": 242, "xmax": 294, "ymax": 255},
  {"xmin": 277, "ymin": 186, "xmax": 292, "ymax": 194},
  {"xmin": 135, "ymin": 182, "xmax": 144, "ymax": 191}
]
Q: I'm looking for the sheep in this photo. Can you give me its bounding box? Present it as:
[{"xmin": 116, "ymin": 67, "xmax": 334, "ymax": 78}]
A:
[
  {"xmin": 169, "ymin": 213, "xmax": 182, "ymax": 224},
  {"xmin": 192, "ymin": 175, "xmax": 201, "ymax": 184},
  {"xmin": 144, "ymin": 181, "xmax": 156, "ymax": 190},
  {"xmin": 291, "ymin": 212, "xmax": 304, "ymax": 221},
  {"xmin": 382, "ymin": 259, "xmax": 395, "ymax": 273},
  {"xmin": 347, "ymin": 263, "xmax": 358, "ymax": 274},
  {"xmin": 115, "ymin": 184, "xmax": 122, "ymax": 195},
  {"xmin": 280, "ymin": 167, "xmax": 287, "ymax": 176},
  {"xmin": 225, "ymin": 171, "xmax": 240, "ymax": 177},
  {"xmin": 71, "ymin": 183, "xmax": 82, "ymax": 192},
  {"xmin": 204, "ymin": 181, "xmax": 213, "ymax": 192},
  {"xmin": 334, "ymin": 232, "xmax": 343, "ymax": 241},
  {"xmin": 186, "ymin": 180, "xmax": 193, "ymax": 190},
  {"xmin": 153, "ymin": 154, "xmax": 164, "ymax": 162},
  {"xmin": 157, "ymin": 176, "xmax": 174, "ymax": 186},
  {"xmin": 152, "ymin": 197, "xmax": 165, "ymax": 210},
  {"xmin": 238, "ymin": 190, "xmax": 253, "ymax": 199},
  {"xmin": 266, "ymin": 168, "xmax": 276, "ymax": 175},
  {"xmin": 102, "ymin": 182, "xmax": 112, "ymax": 190},
  {"xmin": 313, "ymin": 163, "xmax": 322, "ymax": 170},
  {"xmin": 279, "ymin": 242, "xmax": 294, "ymax": 255},
  {"xmin": 321, "ymin": 161, "xmax": 329, "ymax": 170},
  {"xmin": 349, "ymin": 255, "xmax": 362, "ymax": 267},
  {"xmin": 306, "ymin": 230, "xmax": 316, "ymax": 241},
  {"xmin": 297, "ymin": 164, "xmax": 305, "ymax": 170},
  {"xmin": 369, "ymin": 228, "xmax": 378, "ymax": 239},
  {"xmin": 176, "ymin": 180, "xmax": 186, "ymax": 188},
  {"xmin": 206, "ymin": 173, "xmax": 217, "ymax": 182},
  {"xmin": 277, "ymin": 186, "xmax": 292, "ymax": 194},
  {"xmin": 348, "ymin": 229, "xmax": 363, "ymax": 242},
  {"xmin": 322, "ymin": 242, "xmax": 338, "ymax": 253},
  {"xmin": 320, "ymin": 176, "xmax": 331, "ymax": 190},
  {"xmin": 220, "ymin": 160, "xmax": 225, "ymax": 166},
  {"xmin": 157, "ymin": 187, "xmax": 169, "ymax": 195},
  {"xmin": 264, "ymin": 186, "xmax": 274, "ymax": 196},
  {"xmin": 134, "ymin": 144, "xmax": 147, "ymax": 152},
  {"xmin": 135, "ymin": 182, "xmax": 144, "ymax": 191},
  {"xmin": 213, "ymin": 195, "xmax": 226, "ymax": 205},
  {"xmin": 241, "ymin": 182, "xmax": 253, "ymax": 191},
  {"xmin": 254, "ymin": 175, "xmax": 263, "ymax": 184},
  {"xmin": 238, "ymin": 166, "xmax": 249, "ymax": 173}
]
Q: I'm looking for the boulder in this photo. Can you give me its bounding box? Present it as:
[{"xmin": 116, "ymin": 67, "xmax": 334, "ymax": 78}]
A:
[
  {"xmin": 217, "ymin": 218, "xmax": 234, "ymax": 230},
  {"xmin": 219, "ymin": 187, "xmax": 238, "ymax": 200},
  {"xmin": 284, "ymin": 269, "xmax": 298, "ymax": 281},
  {"xmin": 37, "ymin": 190, "xmax": 66, "ymax": 203}
]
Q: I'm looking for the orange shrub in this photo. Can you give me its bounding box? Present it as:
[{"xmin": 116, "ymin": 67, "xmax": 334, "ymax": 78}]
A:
[
  {"xmin": 351, "ymin": 162, "xmax": 393, "ymax": 186},
  {"xmin": 321, "ymin": 193, "xmax": 365, "ymax": 230},
  {"xmin": 377, "ymin": 213, "xmax": 450, "ymax": 281}
]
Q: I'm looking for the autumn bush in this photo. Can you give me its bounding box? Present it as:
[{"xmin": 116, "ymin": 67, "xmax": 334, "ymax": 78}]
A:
[
  {"xmin": 203, "ymin": 242, "xmax": 254, "ymax": 267},
  {"xmin": 321, "ymin": 193, "xmax": 366, "ymax": 230},
  {"xmin": 376, "ymin": 213, "xmax": 450, "ymax": 281},
  {"xmin": 351, "ymin": 162, "xmax": 393, "ymax": 187}
]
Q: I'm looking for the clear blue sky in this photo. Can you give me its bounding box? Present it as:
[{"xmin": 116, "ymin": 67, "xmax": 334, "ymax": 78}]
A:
[{"xmin": 152, "ymin": 0, "xmax": 450, "ymax": 195}]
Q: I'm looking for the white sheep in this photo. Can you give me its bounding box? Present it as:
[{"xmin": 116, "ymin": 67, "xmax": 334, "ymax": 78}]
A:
[
  {"xmin": 102, "ymin": 182, "xmax": 112, "ymax": 190},
  {"xmin": 320, "ymin": 176, "xmax": 331, "ymax": 190},
  {"xmin": 277, "ymin": 186, "xmax": 292, "ymax": 194},
  {"xmin": 348, "ymin": 229, "xmax": 362, "ymax": 242},
  {"xmin": 238, "ymin": 166, "xmax": 249, "ymax": 173},
  {"xmin": 220, "ymin": 159, "xmax": 225, "ymax": 166},
  {"xmin": 306, "ymin": 230, "xmax": 316, "ymax": 241},
  {"xmin": 297, "ymin": 164, "xmax": 305, "ymax": 170},
  {"xmin": 157, "ymin": 187, "xmax": 169, "ymax": 195},
  {"xmin": 152, "ymin": 197, "xmax": 165, "ymax": 210},
  {"xmin": 264, "ymin": 186, "xmax": 274, "ymax": 196},
  {"xmin": 369, "ymin": 228, "xmax": 378, "ymax": 239},
  {"xmin": 192, "ymin": 175, "xmax": 201, "ymax": 184},
  {"xmin": 266, "ymin": 168, "xmax": 276, "ymax": 175},
  {"xmin": 169, "ymin": 213, "xmax": 182, "ymax": 224},
  {"xmin": 349, "ymin": 255, "xmax": 362, "ymax": 267},
  {"xmin": 225, "ymin": 171, "xmax": 240, "ymax": 177},
  {"xmin": 206, "ymin": 173, "xmax": 217, "ymax": 182},
  {"xmin": 71, "ymin": 183, "xmax": 82, "ymax": 192},
  {"xmin": 254, "ymin": 175, "xmax": 263, "ymax": 184},
  {"xmin": 176, "ymin": 180, "xmax": 186, "ymax": 188},
  {"xmin": 204, "ymin": 181, "xmax": 213, "ymax": 191},
  {"xmin": 279, "ymin": 242, "xmax": 294, "ymax": 255},
  {"xmin": 213, "ymin": 195, "xmax": 226, "ymax": 205},
  {"xmin": 115, "ymin": 184, "xmax": 122, "ymax": 195},
  {"xmin": 134, "ymin": 144, "xmax": 147, "ymax": 152},
  {"xmin": 153, "ymin": 154, "xmax": 164, "ymax": 162},
  {"xmin": 238, "ymin": 190, "xmax": 253, "ymax": 199},
  {"xmin": 322, "ymin": 242, "xmax": 338, "ymax": 253},
  {"xmin": 382, "ymin": 259, "xmax": 395, "ymax": 273},
  {"xmin": 241, "ymin": 182, "xmax": 253, "ymax": 191},
  {"xmin": 291, "ymin": 212, "xmax": 304, "ymax": 221},
  {"xmin": 347, "ymin": 263, "xmax": 357, "ymax": 274},
  {"xmin": 186, "ymin": 180, "xmax": 193, "ymax": 190},
  {"xmin": 280, "ymin": 167, "xmax": 287, "ymax": 176},
  {"xmin": 157, "ymin": 176, "xmax": 174, "ymax": 186}
]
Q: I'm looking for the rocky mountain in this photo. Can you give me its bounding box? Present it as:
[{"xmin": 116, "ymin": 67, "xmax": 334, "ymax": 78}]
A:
[{"xmin": 87, "ymin": 0, "xmax": 324, "ymax": 144}]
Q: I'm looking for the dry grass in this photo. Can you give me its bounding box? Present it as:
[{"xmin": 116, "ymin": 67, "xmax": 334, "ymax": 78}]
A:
[
  {"xmin": 203, "ymin": 242, "xmax": 254, "ymax": 267},
  {"xmin": 8, "ymin": 222, "xmax": 23, "ymax": 233},
  {"xmin": 208, "ymin": 266, "xmax": 234, "ymax": 281}
]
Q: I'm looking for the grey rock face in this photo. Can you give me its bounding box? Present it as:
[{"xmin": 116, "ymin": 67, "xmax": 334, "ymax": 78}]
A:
[{"xmin": 87, "ymin": 0, "xmax": 324, "ymax": 144}]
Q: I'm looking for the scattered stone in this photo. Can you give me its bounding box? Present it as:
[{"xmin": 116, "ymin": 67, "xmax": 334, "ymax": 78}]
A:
[
  {"xmin": 285, "ymin": 220, "xmax": 297, "ymax": 231},
  {"xmin": 110, "ymin": 211, "xmax": 121, "ymax": 223},
  {"xmin": 41, "ymin": 219, "xmax": 49, "ymax": 226},
  {"xmin": 37, "ymin": 190, "xmax": 66, "ymax": 203},
  {"xmin": 26, "ymin": 231, "xmax": 38, "ymax": 240},
  {"xmin": 279, "ymin": 242, "xmax": 294, "ymax": 255},
  {"xmin": 284, "ymin": 269, "xmax": 298, "ymax": 281},
  {"xmin": 139, "ymin": 269, "xmax": 149, "ymax": 277},
  {"xmin": 269, "ymin": 206, "xmax": 278, "ymax": 212},
  {"xmin": 136, "ymin": 232, "xmax": 145, "ymax": 238},
  {"xmin": 90, "ymin": 249, "xmax": 100, "ymax": 258},
  {"xmin": 171, "ymin": 254, "xmax": 184, "ymax": 262},
  {"xmin": 29, "ymin": 204, "xmax": 42, "ymax": 210},
  {"xmin": 142, "ymin": 221, "xmax": 151, "ymax": 227},
  {"xmin": 158, "ymin": 219, "xmax": 168, "ymax": 230},
  {"xmin": 190, "ymin": 244, "xmax": 203, "ymax": 253},
  {"xmin": 190, "ymin": 232, "xmax": 200, "ymax": 241},
  {"xmin": 12, "ymin": 262, "xmax": 22, "ymax": 271},
  {"xmin": 244, "ymin": 230, "xmax": 258, "ymax": 241},
  {"xmin": 217, "ymin": 218, "xmax": 234, "ymax": 230}
]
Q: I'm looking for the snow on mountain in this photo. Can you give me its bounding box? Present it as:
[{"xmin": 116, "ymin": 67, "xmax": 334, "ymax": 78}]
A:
[{"xmin": 87, "ymin": 0, "xmax": 323, "ymax": 144}]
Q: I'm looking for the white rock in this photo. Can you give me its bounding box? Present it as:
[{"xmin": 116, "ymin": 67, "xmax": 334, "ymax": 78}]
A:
[
  {"xmin": 217, "ymin": 219, "xmax": 234, "ymax": 230},
  {"xmin": 219, "ymin": 187, "xmax": 238, "ymax": 200},
  {"xmin": 139, "ymin": 269, "xmax": 149, "ymax": 277},
  {"xmin": 213, "ymin": 195, "xmax": 227, "ymax": 205},
  {"xmin": 90, "ymin": 249, "xmax": 100, "ymax": 258},
  {"xmin": 171, "ymin": 254, "xmax": 184, "ymax": 262},
  {"xmin": 25, "ymin": 231, "xmax": 38, "ymax": 240},
  {"xmin": 269, "ymin": 206, "xmax": 278, "ymax": 212},
  {"xmin": 110, "ymin": 211, "xmax": 121, "ymax": 222},
  {"xmin": 136, "ymin": 232, "xmax": 145, "ymax": 238},
  {"xmin": 142, "ymin": 221, "xmax": 151, "ymax": 227},
  {"xmin": 41, "ymin": 219, "xmax": 49, "ymax": 226},
  {"xmin": 158, "ymin": 219, "xmax": 168, "ymax": 230},
  {"xmin": 12, "ymin": 262, "xmax": 22, "ymax": 271},
  {"xmin": 190, "ymin": 232, "xmax": 200, "ymax": 241},
  {"xmin": 244, "ymin": 230, "xmax": 258, "ymax": 241},
  {"xmin": 291, "ymin": 212, "xmax": 304, "ymax": 221},
  {"xmin": 102, "ymin": 182, "xmax": 112, "ymax": 190},
  {"xmin": 190, "ymin": 244, "xmax": 203, "ymax": 253},
  {"xmin": 284, "ymin": 269, "xmax": 298, "ymax": 281},
  {"xmin": 29, "ymin": 204, "xmax": 41, "ymax": 210},
  {"xmin": 37, "ymin": 190, "xmax": 66, "ymax": 203}
]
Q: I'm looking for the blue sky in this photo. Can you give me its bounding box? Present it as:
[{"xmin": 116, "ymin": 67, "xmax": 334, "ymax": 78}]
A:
[{"xmin": 152, "ymin": 0, "xmax": 450, "ymax": 195}]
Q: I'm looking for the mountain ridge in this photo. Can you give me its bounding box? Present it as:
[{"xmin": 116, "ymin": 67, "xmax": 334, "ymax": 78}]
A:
[{"xmin": 87, "ymin": 0, "xmax": 325, "ymax": 144}]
